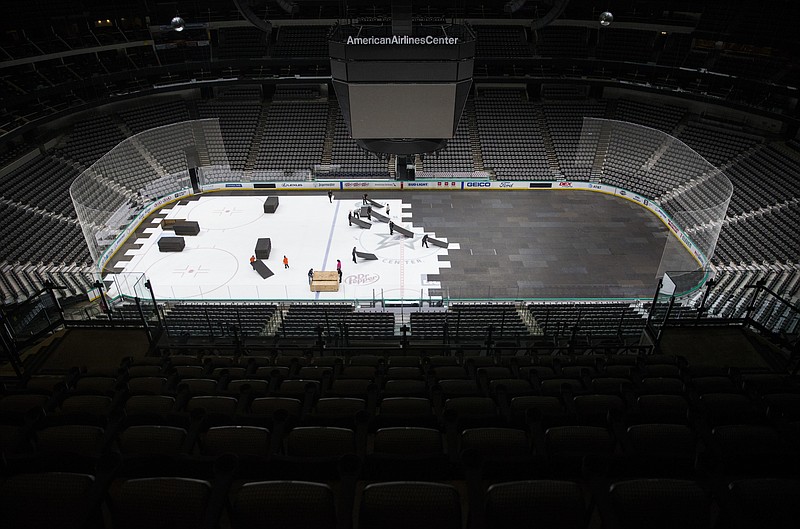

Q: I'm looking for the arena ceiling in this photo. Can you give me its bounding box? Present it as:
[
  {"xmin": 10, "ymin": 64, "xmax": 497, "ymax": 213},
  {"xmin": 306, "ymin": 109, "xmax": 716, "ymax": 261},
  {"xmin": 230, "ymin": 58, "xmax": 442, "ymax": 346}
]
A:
[
  {"xmin": 2, "ymin": 0, "xmax": 799, "ymax": 51},
  {"xmin": 1, "ymin": 0, "xmax": 797, "ymax": 134}
]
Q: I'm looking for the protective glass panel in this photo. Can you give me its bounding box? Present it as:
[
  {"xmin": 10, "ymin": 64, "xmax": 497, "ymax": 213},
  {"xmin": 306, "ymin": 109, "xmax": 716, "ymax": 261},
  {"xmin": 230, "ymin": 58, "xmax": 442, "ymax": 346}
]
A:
[
  {"xmin": 70, "ymin": 119, "xmax": 229, "ymax": 266},
  {"xmin": 578, "ymin": 118, "xmax": 732, "ymax": 298}
]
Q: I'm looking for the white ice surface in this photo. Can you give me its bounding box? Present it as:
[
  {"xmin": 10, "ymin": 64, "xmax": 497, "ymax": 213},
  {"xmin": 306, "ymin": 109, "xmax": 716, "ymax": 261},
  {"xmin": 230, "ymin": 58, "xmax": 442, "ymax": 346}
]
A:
[{"xmin": 105, "ymin": 195, "xmax": 455, "ymax": 302}]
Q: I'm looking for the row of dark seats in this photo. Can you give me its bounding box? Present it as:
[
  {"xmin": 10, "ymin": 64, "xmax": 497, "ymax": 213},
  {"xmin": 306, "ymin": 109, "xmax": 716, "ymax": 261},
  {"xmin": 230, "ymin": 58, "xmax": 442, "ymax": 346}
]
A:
[
  {"xmin": 4, "ymin": 355, "xmax": 798, "ymax": 467},
  {"xmin": 2, "ymin": 349, "xmax": 799, "ymax": 528},
  {"xmin": 5, "ymin": 457, "xmax": 796, "ymax": 529}
]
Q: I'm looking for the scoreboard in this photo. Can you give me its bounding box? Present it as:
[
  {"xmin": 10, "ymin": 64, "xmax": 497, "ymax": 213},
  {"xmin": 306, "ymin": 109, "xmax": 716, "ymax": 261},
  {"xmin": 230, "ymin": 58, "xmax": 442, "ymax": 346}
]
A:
[{"xmin": 329, "ymin": 23, "xmax": 475, "ymax": 155}]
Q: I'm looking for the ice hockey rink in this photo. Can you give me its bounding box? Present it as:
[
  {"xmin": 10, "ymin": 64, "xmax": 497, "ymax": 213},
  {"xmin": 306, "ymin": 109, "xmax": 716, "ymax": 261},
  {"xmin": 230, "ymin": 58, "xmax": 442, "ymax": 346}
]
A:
[{"xmin": 104, "ymin": 194, "xmax": 458, "ymax": 303}]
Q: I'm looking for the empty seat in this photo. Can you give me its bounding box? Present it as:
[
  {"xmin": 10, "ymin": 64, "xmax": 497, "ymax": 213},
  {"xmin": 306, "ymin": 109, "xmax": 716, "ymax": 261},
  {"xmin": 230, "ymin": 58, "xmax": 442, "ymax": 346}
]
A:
[
  {"xmin": 285, "ymin": 426, "xmax": 355, "ymax": 458},
  {"xmin": 373, "ymin": 427, "xmax": 443, "ymax": 456},
  {"xmin": 510, "ymin": 396, "xmax": 569, "ymax": 426},
  {"xmin": 383, "ymin": 380, "xmax": 428, "ymax": 398},
  {"xmin": 0, "ymin": 472, "xmax": 100, "ymax": 529},
  {"xmin": 0, "ymin": 394, "xmax": 49, "ymax": 420},
  {"xmin": 310, "ymin": 398, "xmax": 365, "ymax": 426},
  {"xmin": 432, "ymin": 366, "xmax": 469, "ymax": 380},
  {"xmin": 226, "ymin": 379, "xmax": 269, "ymax": 395},
  {"xmin": 699, "ymin": 393, "xmax": 763, "ymax": 426},
  {"xmin": 573, "ymin": 394, "xmax": 625, "ymax": 426},
  {"xmin": 545, "ymin": 425, "xmax": 616, "ymax": 474},
  {"xmin": 73, "ymin": 376, "xmax": 118, "ymax": 395},
  {"xmin": 633, "ymin": 395, "xmax": 689, "ymax": 425},
  {"xmin": 36, "ymin": 424, "xmax": 105, "ymax": 458},
  {"xmin": 201, "ymin": 425, "xmax": 270, "ymax": 457},
  {"xmin": 359, "ymin": 481, "xmax": 462, "ymax": 529},
  {"xmin": 178, "ymin": 379, "xmax": 218, "ymax": 396},
  {"xmin": 387, "ymin": 356, "xmax": 421, "ymax": 367},
  {"xmin": 484, "ymin": 480, "xmax": 588, "ymax": 529},
  {"xmin": 249, "ymin": 397, "xmax": 302, "ymax": 419},
  {"xmin": 124, "ymin": 395, "xmax": 176, "ymax": 419},
  {"xmin": 109, "ymin": 477, "xmax": 214, "ymax": 529},
  {"xmin": 231, "ymin": 481, "xmax": 336, "ymax": 529},
  {"xmin": 126, "ymin": 377, "xmax": 168, "ymax": 395},
  {"xmin": 607, "ymin": 479, "xmax": 711, "ymax": 529},
  {"xmin": 374, "ymin": 397, "xmax": 436, "ymax": 428},
  {"xmin": 186, "ymin": 396, "xmax": 238, "ymax": 415},
  {"xmin": 57, "ymin": 395, "xmax": 114, "ymax": 419},
  {"xmin": 327, "ymin": 379, "xmax": 373, "ymax": 398},
  {"xmin": 460, "ymin": 427, "xmax": 530, "ymax": 457},
  {"xmin": 437, "ymin": 380, "xmax": 480, "ymax": 398},
  {"xmin": 720, "ymin": 478, "xmax": 800, "ymax": 529},
  {"xmin": 118, "ymin": 425, "xmax": 187, "ymax": 456},
  {"xmin": 624, "ymin": 423, "xmax": 697, "ymax": 477},
  {"xmin": 639, "ymin": 378, "xmax": 685, "ymax": 395}
]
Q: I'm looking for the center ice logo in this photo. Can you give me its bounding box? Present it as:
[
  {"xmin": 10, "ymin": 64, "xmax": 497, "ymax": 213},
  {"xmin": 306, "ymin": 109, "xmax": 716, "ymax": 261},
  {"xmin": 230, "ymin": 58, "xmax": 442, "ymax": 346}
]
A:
[{"xmin": 345, "ymin": 273, "xmax": 379, "ymax": 286}]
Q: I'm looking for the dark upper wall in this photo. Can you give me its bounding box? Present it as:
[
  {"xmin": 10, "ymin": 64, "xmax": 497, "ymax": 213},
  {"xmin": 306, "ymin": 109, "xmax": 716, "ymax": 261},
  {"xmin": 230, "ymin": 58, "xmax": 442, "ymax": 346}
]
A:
[{"xmin": 2, "ymin": 0, "xmax": 798, "ymax": 144}]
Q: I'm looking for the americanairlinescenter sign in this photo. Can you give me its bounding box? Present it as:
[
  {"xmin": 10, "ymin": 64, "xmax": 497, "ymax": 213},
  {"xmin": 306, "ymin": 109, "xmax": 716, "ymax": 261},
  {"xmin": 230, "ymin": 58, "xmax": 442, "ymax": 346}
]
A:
[{"xmin": 346, "ymin": 35, "xmax": 460, "ymax": 45}]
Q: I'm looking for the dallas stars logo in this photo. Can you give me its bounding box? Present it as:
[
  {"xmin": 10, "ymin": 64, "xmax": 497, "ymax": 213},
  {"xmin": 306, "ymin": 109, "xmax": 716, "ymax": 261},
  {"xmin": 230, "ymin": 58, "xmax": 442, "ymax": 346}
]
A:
[{"xmin": 371, "ymin": 232, "xmax": 418, "ymax": 251}]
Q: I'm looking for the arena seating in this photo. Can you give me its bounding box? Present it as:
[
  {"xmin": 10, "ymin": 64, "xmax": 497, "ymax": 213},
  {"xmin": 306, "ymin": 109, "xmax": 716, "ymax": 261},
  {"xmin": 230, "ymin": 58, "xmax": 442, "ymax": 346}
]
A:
[
  {"xmin": 473, "ymin": 90, "xmax": 550, "ymax": 180},
  {"xmin": 0, "ymin": 143, "xmax": 34, "ymax": 169},
  {"xmin": 86, "ymin": 139, "xmax": 162, "ymax": 194},
  {"xmin": 0, "ymin": 202, "xmax": 88, "ymax": 266},
  {"xmin": 528, "ymin": 302, "xmax": 647, "ymax": 340},
  {"xmin": 599, "ymin": 122, "xmax": 667, "ymax": 193},
  {"xmin": 419, "ymin": 117, "xmax": 474, "ymax": 173},
  {"xmin": 254, "ymin": 100, "xmax": 327, "ymax": 172},
  {"xmin": 328, "ymin": 103, "xmax": 390, "ymax": 178},
  {"xmin": 0, "ymin": 155, "xmax": 80, "ymax": 218},
  {"xmin": 637, "ymin": 138, "xmax": 712, "ymax": 200},
  {"xmin": 118, "ymin": 100, "xmax": 191, "ymax": 135},
  {"xmin": 533, "ymin": 26, "xmax": 589, "ymax": 58},
  {"xmin": 197, "ymin": 99, "xmax": 261, "ymax": 171},
  {"xmin": 410, "ymin": 304, "xmax": 529, "ymax": 339},
  {"xmin": 715, "ymin": 205, "xmax": 800, "ymax": 265},
  {"xmin": 707, "ymin": 268, "xmax": 799, "ymax": 326},
  {"xmin": 272, "ymin": 25, "xmax": 330, "ymax": 57},
  {"xmin": 280, "ymin": 304, "xmax": 395, "ymax": 339},
  {"xmin": 678, "ymin": 122, "xmax": 761, "ymax": 167},
  {"xmin": 216, "ymin": 27, "xmax": 269, "ymax": 60},
  {"xmin": 612, "ymin": 99, "xmax": 686, "ymax": 133},
  {"xmin": 105, "ymin": 303, "xmax": 159, "ymax": 323},
  {"xmin": 721, "ymin": 145, "xmax": 800, "ymax": 216},
  {"xmin": 135, "ymin": 124, "xmax": 199, "ymax": 176},
  {"xmin": 164, "ymin": 303, "xmax": 279, "ymax": 337},
  {"xmin": 473, "ymin": 25, "xmax": 531, "ymax": 57},
  {"xmin": 272, "ymin": 85, "xmax": 323, "ymax": 101},
  {"xmin": 57, "ymin": 115, "xmax": 127, "ymax": 167},
  {"xmin": 540, "ymin": 101, "xmax": 607, "ymax": 179},
  {"xmin": 1, "ymin": 351, "xmax": 798, "ymax": 528}
]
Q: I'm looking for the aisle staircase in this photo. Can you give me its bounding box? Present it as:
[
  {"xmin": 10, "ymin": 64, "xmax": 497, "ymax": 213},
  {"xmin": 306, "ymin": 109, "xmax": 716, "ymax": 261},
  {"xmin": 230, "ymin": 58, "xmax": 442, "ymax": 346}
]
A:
[
  {"xmin": 243, "ymin": 102, "xmax": 272, "ymax": 175},
  {"xmin": 590, "ymin": 124, "xmax": 612, "ymax": 183},
  {"xmin": 533, "ymin": 105, "xmax": 562, "ymax": 178},
  {"xmin": 319, "ymin": 101, "xmax": 339, "ymax": 171},
  {"xmin": 464, "ymin": 99, "xmax": 486, "ymax": 172}
]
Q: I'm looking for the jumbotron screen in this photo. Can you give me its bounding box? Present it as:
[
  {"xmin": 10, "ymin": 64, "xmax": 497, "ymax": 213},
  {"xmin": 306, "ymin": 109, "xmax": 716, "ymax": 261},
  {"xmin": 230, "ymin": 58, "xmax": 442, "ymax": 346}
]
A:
[{"xmin": 347, "ymin": 83, "xmax": 457, "ymax": 139}]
